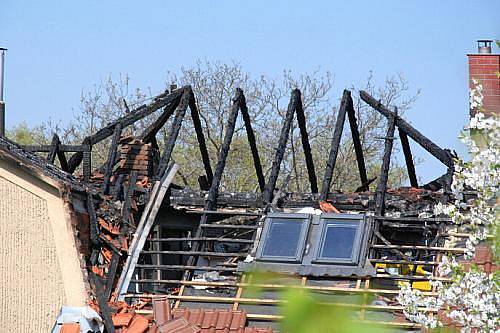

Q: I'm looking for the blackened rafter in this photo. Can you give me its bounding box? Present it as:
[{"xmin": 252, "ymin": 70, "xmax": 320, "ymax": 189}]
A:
[
  {"xmin": 346, "ymin": 94, "xmax": 369, "ymax": 190},
  {"xmin": 67, "ymin": 87, "xmax": 185, "ymax": 173},
  {"xmin": 398, "ymin": 128, "xmax": 418, "ymax": 188},
  {"xmin": 295, "ymin": 94, "xmax": 318, "ymax": 194},
  {"xmin": 319, "ymin": 90, "xmax": 350, "ymax": 201},
  {"xmin": 360, "ymin": 90, "xmax": 453, "ymax": 167}
]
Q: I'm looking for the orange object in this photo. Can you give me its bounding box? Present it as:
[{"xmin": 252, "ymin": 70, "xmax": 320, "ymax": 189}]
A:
[
  {"xmin": 123, "ymin": 314, "xmax": 149, "ymax": 333},
  {"xmin": 91, "ymin": 265, "xmax": 104, "ymax": 277},
  {"xmin": 99, "ymin": 217, "xmax": 121, "ymax": 235},
  {"xmin": 59, "ymin": 323, "xmax": 80, "ymax": 333},
  {"xmin": 113, "ymin": 312, "xmax": 134, "ymax": 327},
  {"xmin": 319, "ymin": 201, "xmax": 340, "ymax": 213}
]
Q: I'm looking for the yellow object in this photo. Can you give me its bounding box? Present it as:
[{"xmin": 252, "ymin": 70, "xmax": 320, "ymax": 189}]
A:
[{"xmin": 374, "ymin": 262, "xmax": 432, "ymax": 291}]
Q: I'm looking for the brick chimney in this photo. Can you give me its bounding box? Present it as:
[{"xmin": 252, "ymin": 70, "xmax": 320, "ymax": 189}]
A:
[{"xmin": 467, "ymin": 40, "xmax": 500, "ymax": 117}]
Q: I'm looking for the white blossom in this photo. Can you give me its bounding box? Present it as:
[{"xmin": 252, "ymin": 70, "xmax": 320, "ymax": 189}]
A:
[{"xmin": 398, "ymin": 81, "xmax": 499, "ymax": 332}]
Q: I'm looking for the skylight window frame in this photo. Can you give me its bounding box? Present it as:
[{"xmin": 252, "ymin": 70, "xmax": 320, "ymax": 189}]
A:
[
  {"xmin": 310, "ymin": 213, "xmax": 365, "ymax": 265},
  {"xmin": 255, "ymin": 213, "xmax": 311, "ymax": 263}
]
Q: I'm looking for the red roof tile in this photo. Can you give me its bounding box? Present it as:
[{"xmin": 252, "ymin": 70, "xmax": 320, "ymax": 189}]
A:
[
  {"xmin": 113, "ymin": 312, "xmax": 134, "ymax": 327},
  {"xmin": 157, "ymin": 317, "xmax": 200, "ymax": 333},
  {"xmin": 123, "ymin": 314, "xmax": 149, "ymax": 333},
  {"xmin": 172, "ymin": 308, "xmax": 247, "ymax": 331},
  {"xmin": 152, "ymin": 298, "xmax": 172, "ymax": 326}
]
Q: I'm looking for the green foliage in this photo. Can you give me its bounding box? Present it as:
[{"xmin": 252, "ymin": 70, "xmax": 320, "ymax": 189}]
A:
[
  {"xmin": 6, "ymin": 121, "xmax": 50, "ymax": 145},
  {"xmin": 280, "ymin": 288, "xmax": 389, "ymax": 333}
]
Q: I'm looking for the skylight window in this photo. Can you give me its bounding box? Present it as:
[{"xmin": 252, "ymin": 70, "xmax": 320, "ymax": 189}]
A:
[
  {"xmin": 240, "ymin": 213, "xmax": 373, "ymax": 277},
  {"xmin": 256, "ymin": 213, "xmax": 310, "ymax": 263},
  {"xmin": 313, "ymin": 216, "xmax": 364, "ymax": 265}
]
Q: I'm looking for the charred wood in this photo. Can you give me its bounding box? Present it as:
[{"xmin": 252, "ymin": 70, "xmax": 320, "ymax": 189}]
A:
[
  {"xmin": 399, "ymin": 128, "xmax": 418, "ymax": 188},
  {"xmin": 263, "ymin": 89, "xmax": 300, "ymax": 204},
  {"xmin": 360, "ymin": 90, "xmax": 453, "ymax": 167},
  {"xmin": 295, "ymin": 93, "xmax": 318, "ymax": 193}
]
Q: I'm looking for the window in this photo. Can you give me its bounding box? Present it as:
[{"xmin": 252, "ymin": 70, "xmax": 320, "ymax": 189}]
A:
[
  {"xmin": 256, "ymin": 213, "xmax": 310, "ymax": 263},
  {"xmin": 239, "ymin": 213, "xmax": 373, "ymax": 277},
  {"xmin": 313, "ymin": 215, "xmax": 364, "ymax": 265}
]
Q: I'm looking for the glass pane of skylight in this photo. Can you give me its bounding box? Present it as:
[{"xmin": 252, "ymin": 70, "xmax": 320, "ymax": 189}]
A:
[
  {"xmin": 319, "ymin": 224, "xmax": 357, "ymax": 260},
  {"xmin": 262, "ymin": 219, "xmax": 303, "ymax": 258}
]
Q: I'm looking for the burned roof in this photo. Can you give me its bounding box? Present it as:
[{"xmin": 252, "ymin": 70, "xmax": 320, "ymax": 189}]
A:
[
  {"xmin": 0, "ymin": 135, "xmax": 84, "ymax": 191},
  {"xmin": 1, "ymin": 84, "xmax": 465, "ymax": 332}
]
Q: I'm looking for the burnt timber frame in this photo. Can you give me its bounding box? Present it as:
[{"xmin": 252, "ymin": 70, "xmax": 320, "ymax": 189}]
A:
[
  {"xmin": 181, "ymin": 88, "xmax": 266, "ymax": 283},
  {"xmin": 320, "ymin": 90, "xmax": 368, "ymax": 200},
  {"xmin": 262, "ymin": 89, "xmax": 318, "ymax": 204}
]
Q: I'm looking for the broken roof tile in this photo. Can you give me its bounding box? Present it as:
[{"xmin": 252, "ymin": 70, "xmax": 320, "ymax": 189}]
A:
[
  {"xmin": 113, "ymin": 312, "xmax": 134, "ymax": 327},
  {"xmin": 123, "ymin": 314, "xmax": 149, "ymax": 333},
  {"xmin": 152, "ymin": 298, "xmax": 172, "ymax": 326}
]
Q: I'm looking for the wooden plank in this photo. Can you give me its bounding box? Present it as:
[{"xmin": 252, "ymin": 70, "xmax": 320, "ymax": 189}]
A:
[
  {"xmin": 320, "ymin": 90, "xmax": 350, "ymax": 201},
  {"xmin": 115, "ymin": 164, "xmax": 178, "ymax": 301},
  {"xmin": 375, "ymin": 110, "xmax": 396, "ymax": 216},
  {"xmin": 262, "ymin": 89, "xmax": 300, "ymax": 204},
  {"xmin": 139, "ymin": 93, "xmax": 181, "ymax": 143},
  {"xmin": 103, "ymin": 123, "xmax": 122, "ymax": 194},
  {"xmin": 346, "ymin": 97, "xmax": 369, "ymax": 190},
  {"xmin": 188, "ymin": 90, "xmax": 214, "ymax": 186},
  {"xmin": 239, "ymin": 93, "xmax": 265, "ymax": 192},
  {"xmin": 295, "ymin": 94, "xmax": 318, "ymax": 193},
  {"xmin": 399, "ymin": 128, "xmax": 418, "ymax": 188},
  {"xmin": 155, "ymin": 90, "xmax": 191, "ymax": 179},
  {"xmin": 232, "ymin": 274, "xmax": 247, "ymax": 310},
  {"xmin": 47, "ymin": 134, "xmax": 60, "ymax": 164}
]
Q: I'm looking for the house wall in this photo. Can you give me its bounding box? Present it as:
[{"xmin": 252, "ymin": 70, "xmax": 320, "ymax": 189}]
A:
[{"xmin": 0, "ymin": 159, "xmax": 87, "ymax": 333}]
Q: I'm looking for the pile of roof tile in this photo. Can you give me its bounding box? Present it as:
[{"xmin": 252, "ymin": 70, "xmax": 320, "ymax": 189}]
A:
[{"xmin": 145, "ymin": 298, "xmax": 273, "ymax": 333}]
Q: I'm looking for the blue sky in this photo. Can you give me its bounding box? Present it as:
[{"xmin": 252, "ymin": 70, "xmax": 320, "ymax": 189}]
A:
[{"xmin": 1, "ymin": 0, "xmax": 499, "ymax": 183}]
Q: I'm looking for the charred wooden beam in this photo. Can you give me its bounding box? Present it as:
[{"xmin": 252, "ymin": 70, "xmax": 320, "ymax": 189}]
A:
[
  {"xmin": 103, "ymin": 123, "xmax": 122, "ymax": 194},
  {"xmin": 398, "ymin": 128, "xmax": 418, "ymax": 188},
  {"xmin": 23, "ymin": 144, "xmax": 90, "ymax": 153},
  {"xmin": 295, "ymin": 92, "xmax": 318, "ymax": 193},
  {"xmin": 346, "ymin": 95, "xmax": 369, "ymax": 190},
  {"xmin": 422, "ymin": 173, "xmax": 448, "ymax": 191},
  {"xmin": 375, "ymin": 110, "xmax": 397, "ymax": 216},
  {"xmin": 205, "ymin": 88, "xmax": 243, "ymax": 210},
  {"xmin": 182, "ymin": 89, "xmax": 244, "ymax": 285},
  {"xmin": 263, "ymin": 89, "xmax": 300, "ymax": 204},
  {"xmin": 188, "ymin": 90, "xmax": 214, "ymax": 186},
  {"xmin": 111, "ymin": 174, "xmax": 125, "ymax": 199},
  {"xmin": 90, "ymin": 273, "xmax": 115, "ymax": 333},
  {"xmin": 155, "ymin": 89, "xmax": 191, "ymax": 179},
  {"xmin": 57, "ymin": 152, "xmax": 69, "ymax": 172},
  {"xmin": 47, "ymin": 134, "xmax": 60, "ymax": 164},
  {"xmin": 239, "ymin": 92, "xmax": 265, "ymax": 192},
  {"xmin": 67, "ymin": 138, "xmax": 91, "ymax": 174},
  {"xmin": 67, "ymin": 88, "xmax": 184, "ymax": 173},
  {"xmin": 355, "ymin": 177, "xmax": 377, "ymax": 193},
  {"xmin": 360, "ymin": 91, "xmax": 453, "ymax": 167},
  {"xmin": 320, "ymin": 90, "xmax": 350, "ymax": 201},
  {"xmin": 82, "ymin": 145, "xmax": 92, "ymax": 183},
  {"xmin": 139, "ymin": 94, "xmax": 182, "ymax": 144},
  {"xmin": 104, "ymin": 252, "xmax": 120, "ymax": 301}
]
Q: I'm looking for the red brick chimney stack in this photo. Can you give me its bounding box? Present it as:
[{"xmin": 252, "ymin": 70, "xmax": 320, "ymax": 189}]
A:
[{"xmin": 467, "ymin": 40, "xmax": 500, "ymax": 117}]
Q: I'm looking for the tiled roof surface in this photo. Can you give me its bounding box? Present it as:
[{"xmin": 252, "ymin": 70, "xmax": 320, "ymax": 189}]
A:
[
  {"xmin": 170, "ymin": 308, "xmax": 273, "ymax": 333},
  {"xmin": 172, "ymin": 308, "xmax": 247, "ymax": 331}
]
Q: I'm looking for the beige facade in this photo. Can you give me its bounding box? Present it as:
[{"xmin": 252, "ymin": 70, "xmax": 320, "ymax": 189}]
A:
[{"xmin": 0, "ymin": 159, "xmax": 87, "ymax": 333}]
